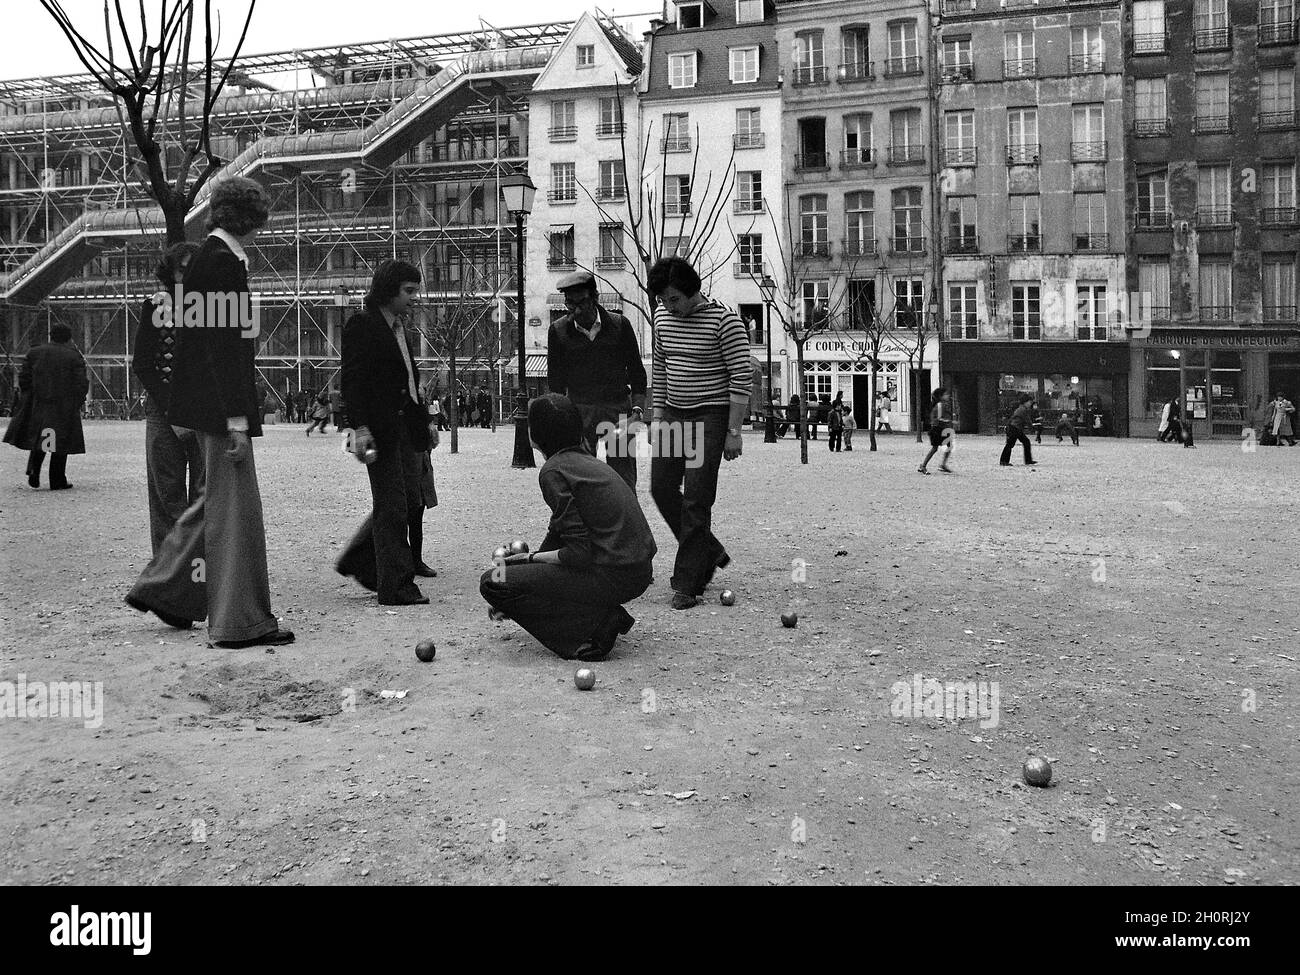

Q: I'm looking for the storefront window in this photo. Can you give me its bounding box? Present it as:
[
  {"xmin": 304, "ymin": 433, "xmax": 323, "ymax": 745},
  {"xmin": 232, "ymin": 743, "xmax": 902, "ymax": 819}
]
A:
[
  {"xmin": 1209, "ymin": 350, "xmax": 1244, "ymax": 428},
  {"xmin": 1145, "ymin": 349, "xmax": 1181, "ymax": 417}
]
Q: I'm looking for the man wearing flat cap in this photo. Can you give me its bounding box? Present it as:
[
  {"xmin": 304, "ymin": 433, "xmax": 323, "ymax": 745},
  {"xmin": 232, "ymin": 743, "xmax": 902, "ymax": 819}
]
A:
[{"xmin": 546, "ymin": 270, "xmax": 647, "ymax": 489}]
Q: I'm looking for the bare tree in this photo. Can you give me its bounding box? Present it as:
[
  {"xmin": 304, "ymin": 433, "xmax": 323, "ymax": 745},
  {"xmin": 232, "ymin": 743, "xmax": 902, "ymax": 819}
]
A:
[
  {"xmin": 572, "ymin": 80, "xmax": 745, "ymax": 338},
  {"xmin": 742, "ymin": 190, "xmax": 862, "ymax": 465},
  {"xmin": 41, "ymin": 0, "xmax": 257, "ymax": 244}
]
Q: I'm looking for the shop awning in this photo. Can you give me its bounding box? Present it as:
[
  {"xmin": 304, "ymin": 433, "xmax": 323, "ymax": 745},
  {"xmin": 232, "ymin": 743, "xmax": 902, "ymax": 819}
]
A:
[{"xmin": 509, "ymin": 353, "xmax": 549, "ymax": 378}]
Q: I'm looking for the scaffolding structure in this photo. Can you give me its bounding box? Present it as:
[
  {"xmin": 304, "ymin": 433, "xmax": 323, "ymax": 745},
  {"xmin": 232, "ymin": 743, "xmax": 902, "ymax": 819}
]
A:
[{"xmin": 0, "ymin": 18, "xmax": 578, "ymax": 412}]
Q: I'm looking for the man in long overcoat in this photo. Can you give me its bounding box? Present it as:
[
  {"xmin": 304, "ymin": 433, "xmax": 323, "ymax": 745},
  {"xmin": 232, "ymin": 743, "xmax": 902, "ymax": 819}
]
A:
[{"xmin": 4, "ymin": 323, "xmax": 88, "ymax": 490}]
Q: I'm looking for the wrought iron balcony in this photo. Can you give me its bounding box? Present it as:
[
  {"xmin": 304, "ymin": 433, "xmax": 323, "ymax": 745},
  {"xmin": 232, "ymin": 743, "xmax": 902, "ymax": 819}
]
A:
[
  {"xmin": 595, "ymin": 256, "xmax": 626, "ymax": 269},
  {"xmin": 941, "ymin": 62, "xmax": 974, "ymax": 82},
  {"xmin": 944, "ymin": 146, "xmax": 977, "ymax": 166},
  {"xmin": 546, "ymin": 254, "xmax": 577, "ymax": 269},
  {"xmin": 548, "ymin": 125, "xmax": 577, "ymax": 141},
  {"xmin": 1133, "ymin": 31, "xmax": 1167, "ymax": 54},
  {"xmin": 1261, "ymin": 206, "xmax": 1300, "ymax": 226},
  {"xmin": 840, "ymin": 147, "xmax": 874, "ymax": 168},
  {"xmin": 733, "ymin": 132, "xmax": 766, "ymax": 149},
  {"xmin": 796, "ymin": 240, "xmax": 831, "ymax": 258},
  {"xmin": 1195, "ymin": 206, "xmax": 1234, "ymax": 227},
  {"xmin": 1074, "ymin": 232, "xmax": 1109, "ymax": 252},
  {"xmin": 1194, "ymin": 115, "xmax": 1230, "ymax": 134},
  {"xmin": 838, "ymin": 60, "xmax": 875, "ymax": 82},
  {"xmin": 1135, "ymin": 209, "xmax": 1173, "ymax": 229},
  {"xmin": 596, "ymin": 121, "xmax": 626, "ymax": 137},
  {"xmin": 888, "ymin": 144, "xmax": 926, "ymax": 165},
  {"xmin": 1200, "ymin": 305, "xmax": 1233, "ymax": 323},
  {"xmin": 946, "ymin": 233, "xmax": 979, "ymax": 254},
  {"xmin": 1260, "ymin": 110, "xmax": 1300, "ymax": 130},
  {"xmin": 1003, "ymin": 57, "xmax": 1038, "ymax": 79},
  {"xmin": 1264, "ymin": 304, "xmax": 1298, "ymax": 322},
  {"xmin": 1135, "ymin": 117, "xmax": 1171, "ymax": 137},
  {"xmin": 1007, "ymin": 233, "xmax": 1042, "ymax": 253},
  {"xmin": 660, "ymin": 136, "xmax": 692, "ymax": 153},
  {"xmin": 1193, "ymin": 27, "xmax": 1230, "ymax": 51},
  {"xmin": 733, "ymin": 260, "xmax": 769, "ymax": 278},
  {"xmin": 662, "ymin": 202, "xmax": 692, "ymax": 217},
  {"xmin": 1259, "ymin": 20, "xmax": 1298, "ymax": 46},
  {"xmin": 889, "ymin": 235, "xmax": 926, "ymax": 255},
  {"xmin": 884, "ymin": 56, "xmax": 922, "ymax": 77},
  {"xmin": 732, "ymin": 198, "xmax": 765, "ymax": 215},
  {"xmin": 842, "ymin": 237, "xmax": 877, "ymax": 257},
  {"xmin": 795, "ymin": 152, "xmax": 831, "ymax": 171},
  {"xmin": 547, "ymin": 188, "xmax": 577, "ymax": 203},
  {"xmin": 1069, "ymin": 53, "xmax": 1104, "ymax": 74},
  {"xmin": 1006, "ymin": 143, "xmax": 1040, "ymax": 165},
  {"xmin": 596, "ymin": 186, "xmax": 627, "ymax": 202},
  {"xmin": 792, "ymin": 64, "xmax": 829, "ymax": 86},
  {"xmin": 1071, "ymin": 140, "xmax": 1107, "ymax": 162}
]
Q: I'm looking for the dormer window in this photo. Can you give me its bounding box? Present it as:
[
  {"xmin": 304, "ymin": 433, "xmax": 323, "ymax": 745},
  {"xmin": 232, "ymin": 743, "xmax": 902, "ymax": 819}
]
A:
[
  {"xmin": 677, "ymin": 2, "xmax": 705, "ymax": 30},
  {"xmin": 735, "ymin": 0, "xmax": 764, "ymax": 23},
  {"xmin": 576, "ymin": 44, "xmax": 595, "ymax": 68}
]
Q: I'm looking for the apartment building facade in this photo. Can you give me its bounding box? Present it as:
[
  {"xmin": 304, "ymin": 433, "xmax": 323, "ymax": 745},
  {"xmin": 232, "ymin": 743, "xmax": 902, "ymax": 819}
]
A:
[
  {"xmin": 1126, "ymin": 0, "xmax": 1300, "ymax": 439},
  {"xmin": 775, "ymin": 0, "xmax": 939, "ymax": 432},
  {"xmin": 642, "ymin": 0, "xmax": 784, "ymax": 415},
  {"xmin": 935, "ymin": 0, "xmax": 1130, "ymax": 436},
  {"xmin": 525, "ymin": 12, "xmax": 647, "ymax": 376}
]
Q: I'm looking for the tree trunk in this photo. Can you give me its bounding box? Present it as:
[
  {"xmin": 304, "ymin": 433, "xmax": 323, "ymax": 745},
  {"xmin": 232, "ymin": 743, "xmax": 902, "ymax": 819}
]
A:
[
  {"xmin": 913, "ymin": 357, "xmax": 923, "ymax": 443},
  {"xmin": 868, "ymin": 366, "xmax": 878, "ymax": 451},
  {"xmin": 449, "ymin": 360, "xmax": 459, "ymax": 454},
  {"xmin": 164, "ymin": 201, "xmax": 188, "ymax": 245},
  {"xmin": 795, "ymin": 341, "xmax": 808, "ymax": 465}
]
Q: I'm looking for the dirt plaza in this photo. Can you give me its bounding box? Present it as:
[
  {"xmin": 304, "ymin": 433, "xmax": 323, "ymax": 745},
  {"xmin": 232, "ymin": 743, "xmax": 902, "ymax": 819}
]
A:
[{"xmin": 1, "ymin": 422, "xmax": 1296, "ymax": 885}]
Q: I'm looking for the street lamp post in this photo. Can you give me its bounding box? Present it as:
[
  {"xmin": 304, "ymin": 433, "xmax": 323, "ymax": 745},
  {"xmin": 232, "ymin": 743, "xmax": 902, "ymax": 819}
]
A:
[
  {"xmin": 500, "ymin": 173, "xmax": 537, "ymax": 468},
  {"xmin": 758, "ymin": 274, "xmax": 778, "ymax": 443}
]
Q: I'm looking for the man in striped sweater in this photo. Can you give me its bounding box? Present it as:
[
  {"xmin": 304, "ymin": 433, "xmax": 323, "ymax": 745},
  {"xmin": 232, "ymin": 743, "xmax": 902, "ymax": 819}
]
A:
[{"xmin": 647, "ymin": 257, "xmax": 751, "ymax": 610}]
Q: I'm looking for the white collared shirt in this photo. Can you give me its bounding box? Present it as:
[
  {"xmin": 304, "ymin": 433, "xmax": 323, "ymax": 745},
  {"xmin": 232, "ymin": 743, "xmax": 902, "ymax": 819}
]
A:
[
  {"xmin": 210, "ymin": 228, "xmax": 249, "ymax": 266},
  {"xmin": 381, "ymin": 306, "xmax": 420, "ymax": 404}
]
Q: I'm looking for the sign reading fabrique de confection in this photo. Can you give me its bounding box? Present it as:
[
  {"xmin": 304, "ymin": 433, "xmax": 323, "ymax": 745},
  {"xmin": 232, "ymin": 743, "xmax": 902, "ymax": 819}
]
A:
[{"xmin": 1145, "ymin": 329, "xmax": 1300, "ymax": 349}]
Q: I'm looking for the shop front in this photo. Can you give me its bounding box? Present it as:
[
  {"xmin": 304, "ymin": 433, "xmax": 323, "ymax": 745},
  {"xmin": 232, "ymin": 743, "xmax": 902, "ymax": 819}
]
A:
[
  {"xmin": 1129, "ymin": 329, "xmax": 1300, "ymax": 440},
  {"xmin": 942, "ymin": 342, "xmax": 1130, "ymax": 436},
  {"xmin": 799, "ymin": 334, "xmax": 940, "ymax": 433}
]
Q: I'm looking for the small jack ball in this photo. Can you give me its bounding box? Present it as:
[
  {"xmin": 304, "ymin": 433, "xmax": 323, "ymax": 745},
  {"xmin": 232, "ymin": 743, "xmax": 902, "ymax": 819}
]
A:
[
  {"xmin": 415, "ymin": 639, "xmax": 436, "ymax": 662},
  {"xmin": 491, "ymin": 546, "xmax": 509, "ymax": 562},
  {"xmin": 574, "ymin": 668, "xmax": 596, "ymax": 690},
  {"xmin": 780, "ymin": 611, "xmax": 798, "ymax": 628},
  {"xmin": 720, "ymin": 590, "xmax": 736, "ymax": 606},
  {"xmin": 508, "ymin": 540, "xmax": 530, "ymax": 555},
  {"xmin": 1023, "ymin": 755, "xmax": 1052, "ymax": 787}
]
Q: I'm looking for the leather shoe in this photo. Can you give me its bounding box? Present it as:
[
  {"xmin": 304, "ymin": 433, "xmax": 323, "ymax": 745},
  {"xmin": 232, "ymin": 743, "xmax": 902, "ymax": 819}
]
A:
[
  {"xmin": 413, "ymin": 562, "xmax": 438, "ymax": 577},
  {"xmin": 125, "ymin": 594, "xmax": 194, "ymax": 630},
  {"xmin": 50, "ymin": 483, "xmax": 72, "ymax": 490},
  {"xmin": 577, "ymin": 607, "xmax": 634, "ymax": 661},
  {"xmin": 27, "ymin": 472, "xmax": 39, "ymax": 488},
  {"xmin": 670, "ymin": 591, "xmax": 700, "ymax": 610},
  {"xmin": 212, "ymin": 629, "xmax": 295, "ymax": 649},
  {"xmin": 379, "ymin": 589, "xmax": 429, "ymax": 606}
]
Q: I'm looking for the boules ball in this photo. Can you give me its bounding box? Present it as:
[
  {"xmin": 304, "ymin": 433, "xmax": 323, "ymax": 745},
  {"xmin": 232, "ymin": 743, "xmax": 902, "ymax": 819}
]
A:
[
  {"xmin": 361, "ymin": 446, "xmax": 378, "ymax": 465},
  {"xmin": 508, "ymin": 540, "xmax": 530, "ymax": 555},
  {"xmin": 720, "ymin": 589, "xmax": 736, "ymax": 606},
  {"xmin": 415, "ymin": 639, "xmax": 437, "ymax": 663},
  {"xmin": 780, "ymin": 611, "xmax": 798, "ymax": 628},
  {"xmin": 1023, "ymin": 755, "xmax": 1052, "ymax": 787},
  {"xmin": 574, "ymin": 667, "xmax": 596, "ymax": 691},
  {"xmin": 491, "ymin": 546, "xmax": 509, "ymax": 563}
]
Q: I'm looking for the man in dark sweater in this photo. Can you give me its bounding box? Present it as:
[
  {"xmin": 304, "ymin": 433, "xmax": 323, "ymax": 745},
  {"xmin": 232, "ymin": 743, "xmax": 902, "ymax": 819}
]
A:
[
  {"xmin": 999, "ymin": 392, "xmax": 1038, "ymax": 467},
  {"xmin": 547, "ymin": 271, "xmax": 647, "ymax": 490},
  {"xmin": 480, "ymin": 394, "xmax": 656, "ymax": 662}
]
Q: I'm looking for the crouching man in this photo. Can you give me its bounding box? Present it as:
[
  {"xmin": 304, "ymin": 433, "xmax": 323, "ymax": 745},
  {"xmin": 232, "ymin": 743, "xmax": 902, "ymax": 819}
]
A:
[{"xmin": 480, "ymin": 394, "xmax": 656, "ymax": 662}]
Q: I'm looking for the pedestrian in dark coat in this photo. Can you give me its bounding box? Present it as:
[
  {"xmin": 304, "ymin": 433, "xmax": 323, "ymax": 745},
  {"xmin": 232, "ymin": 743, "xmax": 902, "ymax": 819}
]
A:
[
  {"xmin": 999, "ymin": 393, "xmax": 1038, "ymax": 466},
  {"xmin": 4, "ymin": 324, "xmax": 88, "ymax": 489}
]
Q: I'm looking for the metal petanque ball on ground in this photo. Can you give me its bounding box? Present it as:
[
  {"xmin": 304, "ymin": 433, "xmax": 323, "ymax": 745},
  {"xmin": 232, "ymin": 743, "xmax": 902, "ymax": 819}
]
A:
[
  {"xmin": 1023, "ymin": 755, "xmax": 1052, "ymax": 787},
  {"xmin": 574, "ymin": 668, "xmax": 596, "ymax": 691},
  {"xmin": 780, "ymin": 611, "xmax": 798, "ymax": 628},
  {"xmin": 720, "ymin": 589, "xmax": 735, "ymax": 606},
  {"xmin": 491, "ymin": 546, "xmax": 509, "ymax": 563},
  {"xmin": 508, "ymin": 540, "xmax": 530, "ymax": 555},
  {"xmin": 415, "ymin": 639, "xmax": 437, "ymax": 663}
]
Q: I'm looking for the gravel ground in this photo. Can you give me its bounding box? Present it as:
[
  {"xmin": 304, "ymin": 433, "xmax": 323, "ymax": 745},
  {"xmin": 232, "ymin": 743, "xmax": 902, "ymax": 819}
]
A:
[{"xmin": 1, "ymin": 421, "xmax": 1296, "ymax": 886}]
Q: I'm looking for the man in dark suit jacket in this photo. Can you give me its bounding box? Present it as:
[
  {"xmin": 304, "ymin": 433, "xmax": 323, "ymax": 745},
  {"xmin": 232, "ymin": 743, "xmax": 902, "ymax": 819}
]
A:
[
  {"xmin": 336, "ymin": 259, "xmax": 439, "ymax": 605},
  {"xmin": 133, "ymin": 241, "xmax": 204, "ymax": 553},
  {"xmin": 3, "ymin": 324, "xmax": 88, "ymax": 489},
  {"xmin": 547, "ymin": 270, "xmax": 647, "ymax": 489},
  {"xmin": 126, "ymin": 177, "xmax": 293, "ymax": 648}
]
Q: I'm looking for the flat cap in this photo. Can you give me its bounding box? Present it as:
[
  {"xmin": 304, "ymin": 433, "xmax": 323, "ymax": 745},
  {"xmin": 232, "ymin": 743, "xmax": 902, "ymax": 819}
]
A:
[{"xmin": 556, "ymin": 269, "xmax": 596, "ymax": 292}]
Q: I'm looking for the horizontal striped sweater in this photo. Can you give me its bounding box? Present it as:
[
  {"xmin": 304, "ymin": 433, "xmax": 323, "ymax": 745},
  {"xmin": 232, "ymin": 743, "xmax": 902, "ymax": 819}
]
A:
[{"xmin": 651, "ymin": 298, "xmax": 753, "ymax": 411}]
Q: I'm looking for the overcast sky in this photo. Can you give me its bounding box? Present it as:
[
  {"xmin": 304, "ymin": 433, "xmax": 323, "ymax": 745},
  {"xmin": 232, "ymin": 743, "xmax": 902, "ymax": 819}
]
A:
[{"xmin": 2, "ymin": 0, "xmax": 658, "ymax": 83}]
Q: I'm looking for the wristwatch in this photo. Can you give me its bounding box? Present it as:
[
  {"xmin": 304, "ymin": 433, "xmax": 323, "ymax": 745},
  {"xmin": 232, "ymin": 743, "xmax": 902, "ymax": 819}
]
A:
[{"xmin": 727, "ymin": 427, "xmax": 741, "ymax": 437}]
